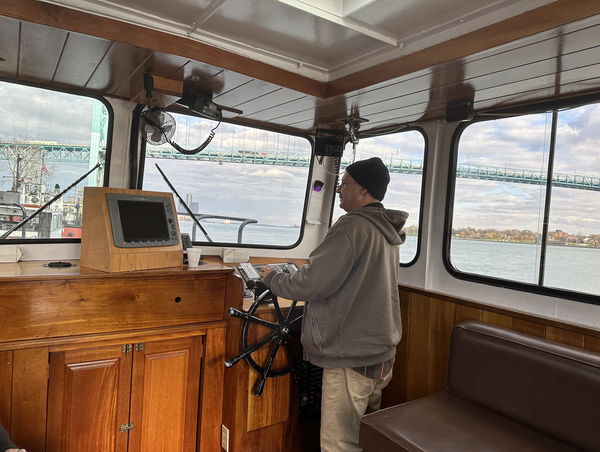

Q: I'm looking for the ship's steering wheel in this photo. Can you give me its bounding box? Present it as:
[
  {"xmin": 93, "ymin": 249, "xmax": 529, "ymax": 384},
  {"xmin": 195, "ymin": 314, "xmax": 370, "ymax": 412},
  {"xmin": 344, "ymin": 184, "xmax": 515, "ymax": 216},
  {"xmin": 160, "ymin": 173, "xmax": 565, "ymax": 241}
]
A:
[{"xmin": 225, "ymin": 280, "xmax": 303, "ymax": 397}]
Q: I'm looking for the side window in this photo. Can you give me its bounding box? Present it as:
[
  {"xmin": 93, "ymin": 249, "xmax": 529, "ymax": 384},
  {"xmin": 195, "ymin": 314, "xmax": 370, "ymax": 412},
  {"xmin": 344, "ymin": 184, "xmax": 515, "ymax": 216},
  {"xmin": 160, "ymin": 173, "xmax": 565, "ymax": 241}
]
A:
[
  {"xmin": 141, "ymin": 112, "xmax": 312, "ymax": 247},
  {"xmin": 332, "ymin": 129, "xmax": 426, "ymax": 265},
  {"xmin": 0, "ymin": 81, "xmax": 110, "ymax": 241},
  {"xmin": 449, "ymin": 103, "xmax": 600, "ymax": 299}
]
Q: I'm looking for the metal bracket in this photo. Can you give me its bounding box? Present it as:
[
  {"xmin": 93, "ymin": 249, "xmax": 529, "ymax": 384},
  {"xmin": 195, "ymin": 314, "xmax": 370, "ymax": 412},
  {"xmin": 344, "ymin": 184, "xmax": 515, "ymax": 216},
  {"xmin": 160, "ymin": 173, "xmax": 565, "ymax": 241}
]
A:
[
  {"xmin": 120, "ymin": 422, "xmax": 134, "ymax": 433},
  {"xmin": 135, "ymin": 343, "xmax": 144, "ymax": 352}
]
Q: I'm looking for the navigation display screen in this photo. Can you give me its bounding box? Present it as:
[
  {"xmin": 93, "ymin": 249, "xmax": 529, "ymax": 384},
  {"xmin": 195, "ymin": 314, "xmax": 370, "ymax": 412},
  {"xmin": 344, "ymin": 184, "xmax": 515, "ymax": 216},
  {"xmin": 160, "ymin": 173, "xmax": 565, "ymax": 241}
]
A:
[{"xmin": 117, "ymin": 200, "xmax": 170, "ymax": 241}]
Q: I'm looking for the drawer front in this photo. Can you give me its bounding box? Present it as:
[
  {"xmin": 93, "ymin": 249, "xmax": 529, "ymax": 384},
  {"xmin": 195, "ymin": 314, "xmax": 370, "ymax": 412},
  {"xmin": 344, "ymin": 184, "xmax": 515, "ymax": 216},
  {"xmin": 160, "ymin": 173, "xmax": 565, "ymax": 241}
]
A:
[{"xmin": 0, "ymin": 274, "xmax": 227, "ymax": 341}]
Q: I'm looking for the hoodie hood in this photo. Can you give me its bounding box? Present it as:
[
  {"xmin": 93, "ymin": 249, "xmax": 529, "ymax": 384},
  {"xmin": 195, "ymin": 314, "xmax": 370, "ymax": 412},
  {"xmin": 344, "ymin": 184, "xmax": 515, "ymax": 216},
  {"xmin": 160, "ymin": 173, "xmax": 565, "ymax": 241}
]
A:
[{"xmin": 347, "ymin": 206, "xmax": 409, "ymax": 245}]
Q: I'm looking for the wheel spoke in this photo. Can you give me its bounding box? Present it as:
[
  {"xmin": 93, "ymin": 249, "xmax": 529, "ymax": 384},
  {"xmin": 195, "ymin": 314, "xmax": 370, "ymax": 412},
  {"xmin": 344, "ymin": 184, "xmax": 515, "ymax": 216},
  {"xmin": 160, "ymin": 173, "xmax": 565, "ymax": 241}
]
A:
[
  {"xmin": 285, "ymin": 299, "xmax": 298, "ymax": 322},
  {"xmin": 254, "ymin": 338, "xmax": 283, "ymax": 396},
  {"xmin": 225, "ymin": 331, "xmax": 277, "ymax": 368},
  {"xmin": 271, "ymin": 296, "xmax": 285, "ymax": 325}
]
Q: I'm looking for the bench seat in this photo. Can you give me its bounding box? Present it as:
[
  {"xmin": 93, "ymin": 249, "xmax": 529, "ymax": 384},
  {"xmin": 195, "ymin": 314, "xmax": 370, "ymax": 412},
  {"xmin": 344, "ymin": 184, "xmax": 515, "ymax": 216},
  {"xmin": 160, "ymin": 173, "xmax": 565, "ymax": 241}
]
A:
[{"xmin": 360, "ymin": 320, "xmax": 600, "ymax": 452}]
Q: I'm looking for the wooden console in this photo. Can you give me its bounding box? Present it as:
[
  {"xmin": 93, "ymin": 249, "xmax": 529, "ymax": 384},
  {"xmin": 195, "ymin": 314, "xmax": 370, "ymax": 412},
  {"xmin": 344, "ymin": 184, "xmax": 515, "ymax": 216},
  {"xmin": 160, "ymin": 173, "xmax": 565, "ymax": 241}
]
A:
[
  {"xmin": 0, "ymin": 260, "xmax": 242, "ymax": 452},
  {"xmin": 80, "ymin": 187, "xmax": 183, "ymax": 272}
]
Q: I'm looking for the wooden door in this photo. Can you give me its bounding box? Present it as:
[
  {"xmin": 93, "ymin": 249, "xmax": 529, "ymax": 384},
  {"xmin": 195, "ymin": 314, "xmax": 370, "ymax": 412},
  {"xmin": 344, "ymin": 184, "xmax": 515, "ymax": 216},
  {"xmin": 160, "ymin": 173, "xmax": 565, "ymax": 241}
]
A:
[
  {"xmin": 47, "ymin": 345, "xmax": 133, "ymax": 452},
  {"xmin": 128, "ymin": 336, "xmax": 202, "ymax": 452}
]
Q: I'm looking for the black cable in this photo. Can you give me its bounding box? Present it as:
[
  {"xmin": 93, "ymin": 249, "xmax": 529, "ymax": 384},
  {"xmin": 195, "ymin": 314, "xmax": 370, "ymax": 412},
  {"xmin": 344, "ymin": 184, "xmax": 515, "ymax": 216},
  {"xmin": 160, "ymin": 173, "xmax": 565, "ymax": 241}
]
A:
[{"xmin": 166, "ymin": 121, "xmax": 220, "ymax": 155}]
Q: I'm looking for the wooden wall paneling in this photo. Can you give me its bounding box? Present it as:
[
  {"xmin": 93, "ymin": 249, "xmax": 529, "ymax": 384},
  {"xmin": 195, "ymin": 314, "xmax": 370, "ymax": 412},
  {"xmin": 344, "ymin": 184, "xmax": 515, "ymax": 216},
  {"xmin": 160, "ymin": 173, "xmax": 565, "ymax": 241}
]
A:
[
  {"xmin": 18, "ymin": 21, "xmax": 67, "ymax": 81},
  {"xmin": 171, "ymin": 60, "xmax": 223, "ymax": 89},
  {"xmin": 246, "ymin": 351, "xmax": 291, "ymax": 432},
  {"xmin": 546, "ymin": 326, "xmax": 584, "ymax": 348},
  {"xmin": 246, "ymin": 311, "xmax": 290, "ymax": 432},
  {"xmin": 511, "ymin": 318, "xmax": 546, "ymax": 337},
  {"xmin": 454, "ymin": 304, "xmax": 482, "ymax": 324},
  {"xmin": 0, "ymin": 16, "xmax": 20, "ymax": 78},
  {"xmin": 11, "ymin": 347, "xmax": 48, "ymax": 452},
  {"xmin": 382, "ymin": 288, "xmax": 411, "ymax": 408},
  {"xmin": 0, "ymin": 351, "xmax": 12, "ymax": 432},
  {"xmin": 197, "ymin": 325, "xmax": 226, "ymax": 452},
  {"xmin": 482, "ymin": 311, "xmax": 512, "ymax": 328},
  {"xmin": 85, "ymin": 41, "xmax": 153, "ymax": 96},
  {"xmin": 583, "ymin": 335, "xmax": 600, "ymax": 353},
  {"xmin": 426, "ymin": 299, "xmax": 456, "ymax": 395},
  {"xmin": 405, "ymin": 293, "xmax": 432, "ymax": 401},
  {"xmin": 52, "ymin": 32, "xmax": 112, "ymax": 87}
]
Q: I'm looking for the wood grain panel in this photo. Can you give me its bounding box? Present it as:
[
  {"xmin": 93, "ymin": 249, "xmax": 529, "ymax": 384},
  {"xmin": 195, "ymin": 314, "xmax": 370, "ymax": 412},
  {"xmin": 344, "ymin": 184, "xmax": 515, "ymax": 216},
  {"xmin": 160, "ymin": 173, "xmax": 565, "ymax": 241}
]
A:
[
  {"xmin": 0, "ymin": 351, "xmax": 12, "ymax": 433},
  {"xmin": 47, "ymin": 345, "xmax": 132, "ymax": 452},
  {"xmin": 387, "ymin": 286, "xmax": 600, "ymax": 418},
  {"xmin": 197, "ymin": 326, "xmax": 226, "ymax": 452},
  {"xmin": 247, "ymin": 347, "xmax": 291, "ymax": 432},
  {"xmin": 11, "ymin": 347, "xmax": 48, "ymax": 452},
  {"xmin": 405, "ymin": 293, "xmax": 431, "ymax": 401},
  {"xmin": 0, "ymin": 274, "xmax": 227, "ymax": 341},
  {"xmin": 381, "ymin": 288, "xmax": 410, "ymax": 408},
  {"xmin": 511, "ymin": 318, "xmax": 546, "ymax": 337},
  {"xmin": 482, "ymin": 311, "xmax": 512, "ymax": 328},
  {"xmin": 546, "ymin": 326, "xmax": 584, "ymax": 347},
  {"xmin": 427, "ymin": 299, "xmax": 455, "ymax": 394},
  {"xmin": 454, "ymin": 304, "xmax": 482, "ymax": 324},
  {"xmin": 129, "ymin": 336, "xmax": 201, "ymax": 452},
  {"xmin": 584, "ymin": 335, "xmax": 600, "ymax": 353}
]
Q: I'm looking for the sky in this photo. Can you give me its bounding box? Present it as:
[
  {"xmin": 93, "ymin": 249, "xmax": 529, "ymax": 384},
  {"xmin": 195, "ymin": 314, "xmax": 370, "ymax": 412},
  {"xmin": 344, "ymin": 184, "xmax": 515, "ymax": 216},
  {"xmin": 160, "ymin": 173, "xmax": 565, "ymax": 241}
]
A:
[{"xmin": 1, "ymin": 80, "xmax": 599, "ymax": 236}]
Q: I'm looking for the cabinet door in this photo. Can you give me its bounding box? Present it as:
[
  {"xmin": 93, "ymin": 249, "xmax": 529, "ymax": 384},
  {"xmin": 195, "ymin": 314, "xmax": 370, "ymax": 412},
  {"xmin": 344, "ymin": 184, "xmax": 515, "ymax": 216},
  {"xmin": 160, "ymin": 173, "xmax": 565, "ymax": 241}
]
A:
[
  {"xmin": 47, "ymin": 345, "xmax": 133, "ymax": 452},
  {"xmin": 128, "ymin": 336, "xmax": 202, "ymax": 452}
]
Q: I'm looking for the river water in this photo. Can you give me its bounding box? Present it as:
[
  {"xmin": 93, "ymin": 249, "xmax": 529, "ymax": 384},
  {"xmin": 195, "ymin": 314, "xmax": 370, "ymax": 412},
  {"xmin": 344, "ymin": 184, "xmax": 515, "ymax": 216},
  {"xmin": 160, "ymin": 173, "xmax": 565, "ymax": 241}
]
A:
[{"xmin": 179, "ymin": 220, "xmax": 599, "ymax": 297}]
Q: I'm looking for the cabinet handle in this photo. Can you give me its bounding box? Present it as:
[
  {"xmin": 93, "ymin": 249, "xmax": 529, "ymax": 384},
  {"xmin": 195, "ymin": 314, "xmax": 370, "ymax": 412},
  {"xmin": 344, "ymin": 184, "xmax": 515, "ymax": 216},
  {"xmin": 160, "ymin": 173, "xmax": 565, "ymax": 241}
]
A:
[{"xmin": 122, "ymin": 344, "xmax": 132, "ymax": 356}]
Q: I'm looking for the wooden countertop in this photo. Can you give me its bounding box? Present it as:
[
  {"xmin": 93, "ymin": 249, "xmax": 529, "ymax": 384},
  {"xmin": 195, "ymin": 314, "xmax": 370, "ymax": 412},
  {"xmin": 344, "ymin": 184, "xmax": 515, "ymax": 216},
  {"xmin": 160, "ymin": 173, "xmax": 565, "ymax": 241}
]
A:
[{"xmin": 0, "ymin": 256, "xmax": 233, "ymax": 282}]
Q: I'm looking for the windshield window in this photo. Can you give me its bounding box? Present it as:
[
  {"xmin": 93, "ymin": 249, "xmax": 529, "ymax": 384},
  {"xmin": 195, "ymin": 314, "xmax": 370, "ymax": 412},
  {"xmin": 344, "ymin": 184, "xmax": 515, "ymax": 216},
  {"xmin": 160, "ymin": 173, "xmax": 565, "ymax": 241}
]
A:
[
  {"xmin": 0, "ymin": 81, "xmax": 110, "ymax": 241},
  {"xmin": 450, "ymin": 103, "xmax": 600, "ymax": 299},
  {"xmin": 332, "ymin": 129, "xmax": 426, "ymax": 265},
  {"xmin": 141, "ymin": 112, "xmax": 312, "ymax": 247}
]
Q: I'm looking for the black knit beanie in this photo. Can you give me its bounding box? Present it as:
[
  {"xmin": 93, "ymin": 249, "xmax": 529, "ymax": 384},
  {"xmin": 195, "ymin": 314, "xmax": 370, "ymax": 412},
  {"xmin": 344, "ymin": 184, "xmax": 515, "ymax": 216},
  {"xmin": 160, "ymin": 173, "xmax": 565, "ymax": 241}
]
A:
[{"xmin": 344, "ymin": 157, "xmax": 390, "ymax": 201}]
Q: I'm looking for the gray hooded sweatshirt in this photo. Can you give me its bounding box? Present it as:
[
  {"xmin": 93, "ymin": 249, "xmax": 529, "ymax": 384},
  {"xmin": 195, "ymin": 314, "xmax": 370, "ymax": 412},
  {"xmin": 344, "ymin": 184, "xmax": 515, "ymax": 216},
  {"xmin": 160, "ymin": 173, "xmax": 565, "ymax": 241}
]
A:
[{"xmin": 264, "ymin": 204, "xmax": 409, "ymax": 369}]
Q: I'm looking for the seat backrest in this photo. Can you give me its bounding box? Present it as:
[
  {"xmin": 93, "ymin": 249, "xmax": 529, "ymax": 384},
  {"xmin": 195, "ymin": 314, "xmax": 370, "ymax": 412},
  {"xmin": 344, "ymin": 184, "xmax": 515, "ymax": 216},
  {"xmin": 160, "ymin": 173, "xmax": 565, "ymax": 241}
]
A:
[{"xmin": 447, "ymin": 320, "xmax": 600, "ymax": 452}]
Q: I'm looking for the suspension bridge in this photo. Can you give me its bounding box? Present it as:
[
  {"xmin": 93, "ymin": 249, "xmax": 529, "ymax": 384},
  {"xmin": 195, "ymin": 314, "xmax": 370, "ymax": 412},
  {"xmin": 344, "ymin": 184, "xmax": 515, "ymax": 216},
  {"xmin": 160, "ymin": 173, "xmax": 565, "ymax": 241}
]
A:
[{"xmin": 1, "ymin": 142, "xmax": 599, "ymax": 191}]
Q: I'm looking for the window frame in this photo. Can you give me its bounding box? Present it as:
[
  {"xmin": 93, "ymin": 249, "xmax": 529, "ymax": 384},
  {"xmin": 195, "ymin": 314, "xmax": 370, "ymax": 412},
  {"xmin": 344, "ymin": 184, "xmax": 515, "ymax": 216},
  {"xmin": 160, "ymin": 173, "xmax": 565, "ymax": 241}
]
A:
[
  {"xmin": 443, "ymin": 97, "xmax": 600, "ymax": 306},
  {"xmin": 327, "ymin": 126, "xmax": 429, "ymax": 267},
  {"xmin": 0, "ymin": 77, "xmax": 114, "ymax": 245},
  {"xmin": 137, "ymin": 107, "xmax": 315, "ymax": 250}
]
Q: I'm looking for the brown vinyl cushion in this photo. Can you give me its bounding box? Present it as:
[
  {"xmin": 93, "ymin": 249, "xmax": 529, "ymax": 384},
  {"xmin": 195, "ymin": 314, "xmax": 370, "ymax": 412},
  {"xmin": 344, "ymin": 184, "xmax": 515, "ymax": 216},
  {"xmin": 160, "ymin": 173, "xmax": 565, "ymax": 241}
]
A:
[
  {"xmin": 447, "ymin": 320, "xmax": 600, "ymax": 451},
  {"xmin": 360, "ymin": 391, "xmax": 582, "ymax": 452}
]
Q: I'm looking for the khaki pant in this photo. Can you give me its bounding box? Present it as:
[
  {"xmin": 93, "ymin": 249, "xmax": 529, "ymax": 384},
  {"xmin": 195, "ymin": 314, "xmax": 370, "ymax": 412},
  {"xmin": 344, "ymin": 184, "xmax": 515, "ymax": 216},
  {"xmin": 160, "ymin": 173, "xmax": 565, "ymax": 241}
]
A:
[{"xmin": 320, "ymin": 367, "xmax": 393, "ymax": 452}]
